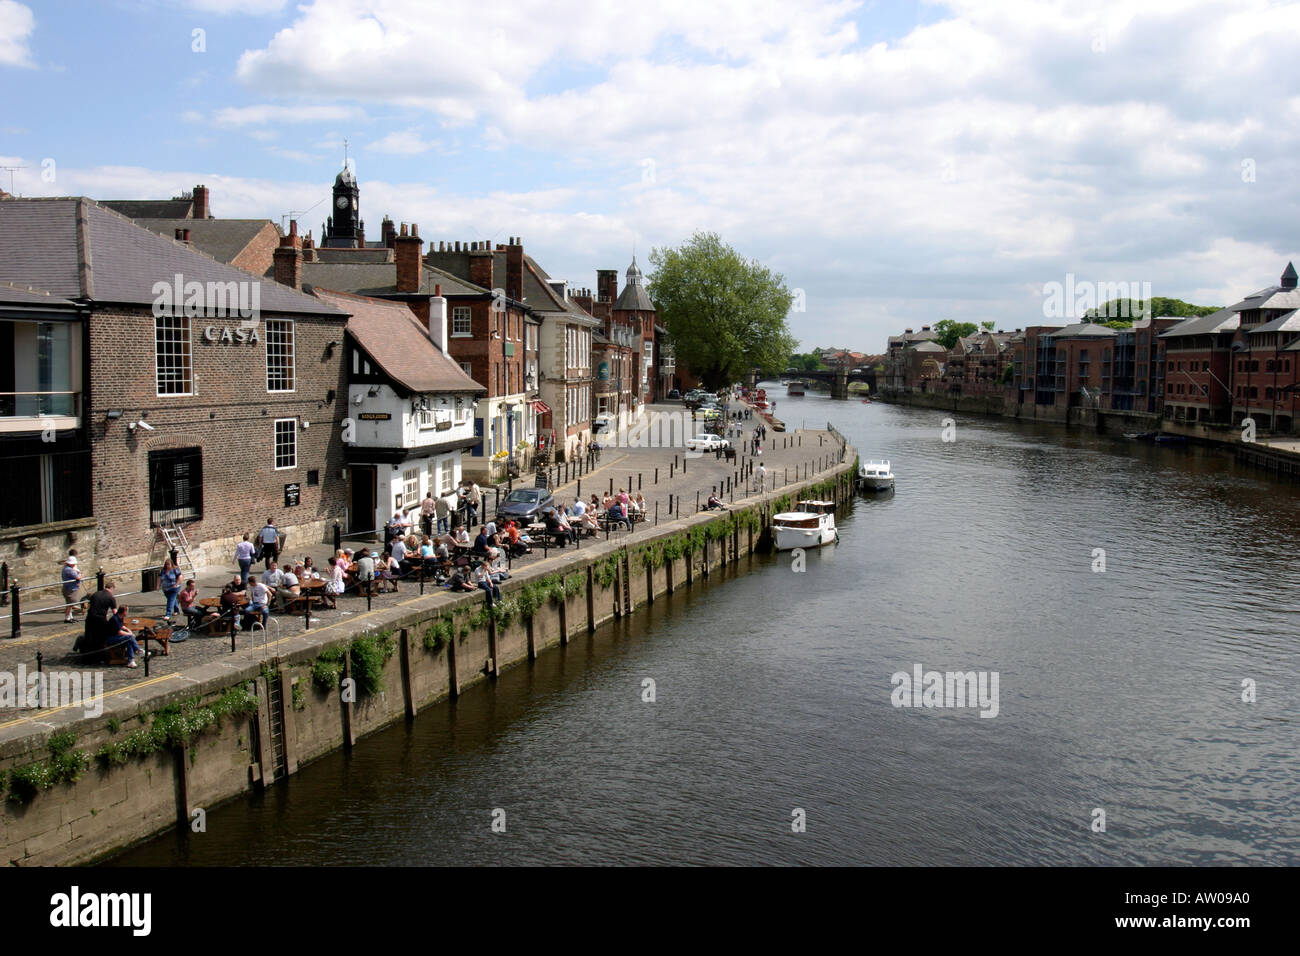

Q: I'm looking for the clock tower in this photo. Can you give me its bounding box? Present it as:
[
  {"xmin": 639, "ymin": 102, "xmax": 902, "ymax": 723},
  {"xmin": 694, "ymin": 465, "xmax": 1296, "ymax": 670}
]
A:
[{"xmin": 322, "ymin": 162, "xmax": 364, "ymax": 248}]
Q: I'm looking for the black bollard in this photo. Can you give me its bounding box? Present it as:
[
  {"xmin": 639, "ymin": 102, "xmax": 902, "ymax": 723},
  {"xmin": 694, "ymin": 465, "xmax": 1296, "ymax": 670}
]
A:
[
  {"xmin": 655, "ymin": 467, "xmax": 659, "ymax": 484},
  {"xmin": 35, "ymin": 651, "xmax": 43, "ymax": 706},
  {"xmin": 696, "ymin": 490, "xmax": 700, "ymax": 512},
  {"xmin": 655, "ymin": 501, "xmax": 659, "ymax": 525},
  {"xmin": 333, "ymin": 520, "xmax": 342, "ymax": 553},
  {"xmin": 231, "ymin": 623, "xmax": 237, "ymax": 653},
  {"xmin": 609, "ymin": 478, "xmax": 613, "ymax": 495},
  {"xmin": 577, "ymin": 478, "xmax": 582, "ymax": 499},
  {"xmin": 638, "ymin": 473, "xmax": 642, "ymax": 490},
  {"xmin": 9, "ymin": 582, "xmax": 19, "ymax": 639},
  {"xmin": 97, "ymin": 568, "xmax": 105, "ymax": 591},
  {"xmin": 143, "ymin": 633, "xmax": 150, "ymax": 676}
]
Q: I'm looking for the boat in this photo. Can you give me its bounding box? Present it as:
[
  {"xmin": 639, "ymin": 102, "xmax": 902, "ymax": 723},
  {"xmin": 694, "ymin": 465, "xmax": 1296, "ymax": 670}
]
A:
[
  {"xmin": 1123, "ymin": 432, "xmax": 1157, "ymax": 442},
  {"xmin": 856, "ymin": 459, "xmax": 895, "ymax": 491},
  {"xmin": 771, "ymin": 500, "xmax": 838, "ymax": 550},
  {"xmin": 786, "ymin": 380, "xmax": 806, "ymax": 396},
  {"xmin": 1153, "ymin": 434, "xmax": 1188, "ymax": 445}
]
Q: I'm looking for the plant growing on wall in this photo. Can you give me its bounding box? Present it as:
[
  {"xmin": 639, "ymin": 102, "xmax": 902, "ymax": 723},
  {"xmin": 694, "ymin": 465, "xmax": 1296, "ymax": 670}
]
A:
[
  {"xmin": 423, "ymin": 615, "xmax": 454, "ymax": 651},
  {"xmin": 89, "ymin": 686, "xmax": 259, "ymax": 770},
  {"xmin": 312, "ymin": 646, "xmax": 346, "ymax": 693},
  {"xmin": 5, "ymin": 731, "xmax": 90, "ymax": 804},
  {"xmin": 349, "ymin": 631, "xmax": 396, "ymax": 697}
]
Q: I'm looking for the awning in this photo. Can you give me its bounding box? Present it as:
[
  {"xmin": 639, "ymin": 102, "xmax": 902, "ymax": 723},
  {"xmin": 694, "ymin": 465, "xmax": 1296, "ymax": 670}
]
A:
[{"xmin": 530, "ymin": 400, "xmax": 551, "ymax": 414}]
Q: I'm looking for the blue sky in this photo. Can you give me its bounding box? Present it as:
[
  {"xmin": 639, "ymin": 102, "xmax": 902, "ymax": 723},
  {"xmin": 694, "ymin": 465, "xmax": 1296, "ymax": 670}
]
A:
[{"xmin": 3, "ymin": 0, "xmax": 1299, "ymax": 352}]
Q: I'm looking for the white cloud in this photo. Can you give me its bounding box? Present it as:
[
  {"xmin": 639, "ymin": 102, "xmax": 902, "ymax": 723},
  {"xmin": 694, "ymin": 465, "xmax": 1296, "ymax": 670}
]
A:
[
  {"xmin": 0, "ymin": 1, "xmax": 36, "ymax": 68},
  {"xmin": 182, "ymin": 0, "xmax": 289, "ymax": 14},
  {"xmin": 209, "ymin": 104, "xmax": 365, "ymax": 127},
  {"xmin": 366, "ymin": 128, "xmax": 438, "ymax": 155}
]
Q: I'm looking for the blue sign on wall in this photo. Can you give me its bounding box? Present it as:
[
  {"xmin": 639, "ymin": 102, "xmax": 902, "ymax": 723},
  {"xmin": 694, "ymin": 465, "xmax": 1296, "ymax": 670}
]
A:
[{"xmin": 598, "ymin": 362, "xmax": 610, "ymax": 381}]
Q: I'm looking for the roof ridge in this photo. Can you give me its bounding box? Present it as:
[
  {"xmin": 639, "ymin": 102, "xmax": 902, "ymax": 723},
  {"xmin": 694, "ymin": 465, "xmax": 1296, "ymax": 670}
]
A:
[{"xmin": 75, "ymin": 197, "xmax": 94, "ymax": 299}]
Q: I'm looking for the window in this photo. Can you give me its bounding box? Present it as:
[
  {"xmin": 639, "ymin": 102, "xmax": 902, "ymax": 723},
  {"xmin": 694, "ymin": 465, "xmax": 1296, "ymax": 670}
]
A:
[
  {"xmin": 460, "ymin": 361, "xmax": 473, "ymax": 377},
  {"xmin": 148, "ymin": 448, "xmax": 202, "ymax": 524},
  {"xmin": 307, "ymin": 469, "xmax": 319, "ymax": 487},
  {"xmin": 403, "ymin": 467, "xmax": 419, "ymax": 506},
  {"xmin": 155, "ymin": 315, "xmax": 193, "ymax": 395},
  {"xmin": 439, "ymin": 459, "xmax": 455, "ymax": 494},
  {"xmin": 417, "ymin": 407, "xmax": 437, "ymax": 429},
  {"xmin": 452, "ymin": 307, "xmax": 472, "ymax": 336},
  {"xmin": 274, "ymin": 418, "xmax": 297, "ymax": 470},
  {"xmin": 266, "ymin": 319, "xmax": 295, "ymax": 391}
]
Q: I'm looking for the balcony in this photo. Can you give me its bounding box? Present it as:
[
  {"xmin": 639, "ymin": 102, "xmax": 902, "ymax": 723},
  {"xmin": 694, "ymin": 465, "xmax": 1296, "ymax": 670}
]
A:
[{"xmin": 0, "ymin": 391, "xmax": 82, "ymax": 434}]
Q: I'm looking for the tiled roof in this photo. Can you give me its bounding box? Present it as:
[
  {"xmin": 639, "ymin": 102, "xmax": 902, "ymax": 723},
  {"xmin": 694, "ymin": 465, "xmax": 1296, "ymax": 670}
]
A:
[
  {"xmin": 1050, "ymin": 322, "xmax": 1118, "ymax": 339},
  {"xmin": 523, "ymin": 255, "xmax": 599, "ymax": 326},
  {"xmin": 134, "ymin": 218, "xmax": 277, "ymax": 265},
  {"xmin": 315, "ymin": 289, "xmax": 485, "ymax": 395},
  {"xmin": 1249, "ymin": 309, "xmax": 1300, "ymax": 334},
  {"xmin": 100, "ymin": 199, "xmax": 195, "ymax": 219},
  {"xmin": 1160, "ymin": 308, "xmax": 1240, "ymax": 338},
  {"xmin": 0, "ymin": 197, "xmax": 340, "ymax": 315},
  {"xmin": 299, "ymin": 260, "xmax": 483, "ymax": 297},
  {"xmin": 0, "ymin": 281, "xmax": 79, "ymax": 309},
  {"xmin": 315, "ymin": 247, "xmax": 393, "ymax": 264}
]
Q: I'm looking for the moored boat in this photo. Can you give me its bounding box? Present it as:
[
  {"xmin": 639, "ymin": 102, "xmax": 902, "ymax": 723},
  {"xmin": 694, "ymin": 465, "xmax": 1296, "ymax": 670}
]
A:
[
  {"xmin": 857, "ymin": 459, "xmax": 894, "ymax": 491},
  {"xmin": 771, "ymin": 500, "xmax": 838, "ymax": 550}
]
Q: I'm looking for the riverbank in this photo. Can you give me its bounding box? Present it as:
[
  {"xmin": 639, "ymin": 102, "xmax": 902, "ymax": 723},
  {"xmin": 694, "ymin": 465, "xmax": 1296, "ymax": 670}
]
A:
[{"xmin": 1, "ymin": 424, "xmax": 857, "ymax": 866}]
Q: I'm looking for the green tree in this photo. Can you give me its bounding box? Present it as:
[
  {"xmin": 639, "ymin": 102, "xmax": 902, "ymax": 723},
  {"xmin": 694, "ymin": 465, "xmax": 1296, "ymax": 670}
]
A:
[
  {"xmin": 1084, "ymin": 296, "xmax": 1219, "ymax": 322},
  {"xmin": 932, "ymin": 319, "xmax": 979, "ymax": 350},
  {"xmin": 648, "ymin": 232, "xmax": 798, "ymax": 390},
  {"xmin": 980, "ymin": 321, "xmax": 995, "ymax": 332},
  {"xmin": 787, "ymin": 352, "xmax": 827, "ymax": 372}
]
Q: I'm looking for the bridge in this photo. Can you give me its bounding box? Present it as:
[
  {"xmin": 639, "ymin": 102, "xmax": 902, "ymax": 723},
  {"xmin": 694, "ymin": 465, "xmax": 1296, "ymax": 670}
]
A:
[{"xmin": 756, "ymin": 366, "xmax": 876, "ymax": 399}]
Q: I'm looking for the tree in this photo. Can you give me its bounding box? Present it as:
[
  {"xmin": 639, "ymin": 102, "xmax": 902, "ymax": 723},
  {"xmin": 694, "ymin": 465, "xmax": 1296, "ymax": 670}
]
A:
[
  {"xmin": 1084, "ymin": 296, "xmax": 1218, "ymax": 322},
  {"xmin": 932, "ymin": 319, "xmax": 979, "ymax": 350},
  {"xmin": 980, "ymin": 321, "xmax": 995, "ymax": 332},
  {"xmin": 648, "ymin": 232, "xmax": 798, "ymax": 389},
  {"xmin": 787, "ymin": 351, "xmax": 827, "ymax": 372}
]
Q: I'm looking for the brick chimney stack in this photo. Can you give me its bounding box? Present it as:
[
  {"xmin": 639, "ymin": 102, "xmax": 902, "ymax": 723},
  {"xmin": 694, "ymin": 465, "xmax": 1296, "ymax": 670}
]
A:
[
  {"xmin": 597, "ymin": 269, "xmax": 617, "ymax": 304},
  {"xmin": 506, "ymin": 236, "xmax": 523, "ymax": 303},
  {"xmin": 469, "ymin": 240, "xmax": 493, "ymax": 290},
  {"xmin": 394, "ymin": 222, "xmax": 423, "ymax": 294},
  {"xmin": 382, "ymin": 216, "xmax": 397, "ymax": 249},
  {"xmin": 192, "ymin": 184, "xmax": 210, "ymax": 219},
  {"xmin": 273, "ymin": 219, "xmax": 304, "ymax": 291}
]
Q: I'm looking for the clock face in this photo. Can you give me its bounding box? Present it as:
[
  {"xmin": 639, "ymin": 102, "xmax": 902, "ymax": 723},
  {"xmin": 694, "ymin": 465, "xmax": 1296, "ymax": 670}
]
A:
[{"xmin": 336, "ymin": 195, "xmax": 349, "ymax": 210}]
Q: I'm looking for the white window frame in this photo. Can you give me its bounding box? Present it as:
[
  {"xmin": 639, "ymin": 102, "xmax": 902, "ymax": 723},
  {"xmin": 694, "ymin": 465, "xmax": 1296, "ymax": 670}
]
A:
[
  {"xmin": 402, "ymin": 467, "xmax": 419, "ymax": 506},
  {"xmin": 274, "ymin": 418, "xmax": 297, "ymax": 470},
  {"xmin": 459, "ymin": 361, "xmax": 473, "ymax": 378},
  {"xmin": 155, "ymin": 314, "xmax": 193, "ymax": 396},
  {"xmin": 417, "ymin": 407, "xmax": 436, "ymax": 430},
  {"xmin": 452, "ymin": 306, "xmax": 472, "ymax": 337},
  {"xmin": 265, "ymin": 319, "xmax": 296, "ymax": 393}
]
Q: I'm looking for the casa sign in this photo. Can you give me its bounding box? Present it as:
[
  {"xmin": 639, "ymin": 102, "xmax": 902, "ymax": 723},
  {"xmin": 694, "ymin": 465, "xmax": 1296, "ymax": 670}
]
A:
[{"xmin": 203, "ymin": 326, "xmax": 260, "ymax": 344}]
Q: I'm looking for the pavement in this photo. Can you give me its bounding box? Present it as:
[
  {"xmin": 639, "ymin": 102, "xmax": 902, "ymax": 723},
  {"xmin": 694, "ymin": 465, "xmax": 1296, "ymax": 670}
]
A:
[{"xmin": 0, "ymin": 401, "xmax": 849, "ymax": 731}]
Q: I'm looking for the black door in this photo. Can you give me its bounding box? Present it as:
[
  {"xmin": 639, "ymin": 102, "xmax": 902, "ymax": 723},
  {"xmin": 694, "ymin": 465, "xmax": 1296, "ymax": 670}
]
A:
[{"xmin": 349, "ymin": 466, "xmax": 376, "ymax": 535}]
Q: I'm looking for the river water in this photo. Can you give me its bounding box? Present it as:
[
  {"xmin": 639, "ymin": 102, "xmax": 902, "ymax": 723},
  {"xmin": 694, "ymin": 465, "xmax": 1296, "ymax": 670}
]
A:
[{"xmin": 114, "ymin": 388, "xmax": 1300, "ymax": 865}]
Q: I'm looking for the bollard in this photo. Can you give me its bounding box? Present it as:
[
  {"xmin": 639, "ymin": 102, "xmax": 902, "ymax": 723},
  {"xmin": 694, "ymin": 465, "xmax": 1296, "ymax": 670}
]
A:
[
  {"xmin": 577, "ymin": 478, "xmax": 582, "ymax": 499},
  {"xmin": 419, "ymin": 561, "xmax": 425, "ymax": 595},
  {"xmin": 609, "ymin": 478, "xmax": 614, "ymax": 495},
  {"xmin": 628, "ymin": 475, "xmax": 633, "ymax": 494},
  {"xmin": 143, "ymin": 633, "xmax": 150, "ymax": 677},
  {"xmin": 366, "ymin": 584, "xmax": 372, "ymax": 613},
  {"xmin": 97, "ymin": 568, "xmax": 105, "ymax": 591},
  {"xmin": 670, "ymin": 463, "xmax": 674, "ymax": 479},
  {"xmin": 655, "ymin": 501, "xmax": 659, "ymax": 525},
  {"xmin": 655, "ymin": 467, "xmax": 659, "ymax": 485},
  {"xmin": 304, "ymin": 597, "xmax": 312, "ymax": 630},
  {"xmin": 638, "ymin": 473, "xmax": 642, "ymax": 490},
  {"xmin": 169, "ymin": 547, "xmax": 179, "ymax": 568},
  {"xmin": 0, "ymin": 562, "xmax": 6, "ymax": 606},
  {"xmin": 35, "ymin": 651, "xmax": 43, "ymax": 706},
  {"xmin": 334, "ymin": 521, "xmax": 342, "ymax": 553},
  {"xmin": 669, "ymin": 493, "xmax": 673, "ymax": 514},
  {"xmin": 231, "ymin": 623, "xmax": 237, "ymax": 653},
  {"xmin": 696, "ymin": 491, "xmax": 700, "ymax": 512},
  {"xmin": 9, "ymin": 582, "xmax": 19, "ymax": 639}
]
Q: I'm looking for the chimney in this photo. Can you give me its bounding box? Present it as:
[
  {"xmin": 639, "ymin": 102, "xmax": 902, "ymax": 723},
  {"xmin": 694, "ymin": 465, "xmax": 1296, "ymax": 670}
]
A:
[
  {"xmin": 1282, "ymin": 261, "xmax": 1298, "ymax": 291},
  {"xmin": 273, "ymin": 219, "xmax": 303, "ymax": 291},
  {"xmin": 394, "ymin": 222, "xmax": 423, "ymax": 294},
  {"xmin": 382, "ymin": 217, "xmax": 397, "ymax": 249},
  {"xmin": 192, "ymin": 184, "xmax": 210, "ymax": 219},
  {"xmin": 506, "ymin": 237, "xmax": 523, "ymax": 303},
  {"xmin": 597, "ymin": 269, "xmax": 617, "ymax": 304},
  {"xmin": 428, "ymin": 283, "xmax": 449, "ymax": 356},
  {"xmin": 905, "ymin": 328, "xmax": 914, "ymax": 334},
  {"xmin": 302, "ymin": 230, "xmax": 317, "ymax": 263},
  {"xmin": 174, "ymin": 228, "xmax": 191, "ymax": 244},
  {"xmin": 469, "ymin": 242, "xmax": 493, "ymax": 289},
  {"xmin": 922, "ymin": 325, "xmax": 931, "ymax": 331}
]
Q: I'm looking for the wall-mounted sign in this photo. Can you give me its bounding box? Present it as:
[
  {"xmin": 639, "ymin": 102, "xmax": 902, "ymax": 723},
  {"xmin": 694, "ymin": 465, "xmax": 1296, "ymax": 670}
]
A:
[
  {"xmin": 598, "ymin": 362, "xmax": 610, "ymax": 381},
  {"xmin": 202, "ymin": 326, "xmax": 259, "ymax": 344},
  {"xmin": 358, "ymin": 412, "xmax": 391, "ymax": 421},
  {"xmin": 435, "ymin": 420, "xmax": 451, "ymax": 431},
  {"xmin": 284, "ymin": 482, "xmax": 300, "ymax": 507}
]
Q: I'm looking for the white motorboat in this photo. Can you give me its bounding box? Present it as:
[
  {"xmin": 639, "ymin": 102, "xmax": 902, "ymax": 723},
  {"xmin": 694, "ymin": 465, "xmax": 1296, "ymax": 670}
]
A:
[
  {"xmin": 857, "ymin": 459, "xmax": 895, "ymax": 491},
  {"xmin": 771, "ymin": 500, "xmax": 838, "ymax": 550},
  {"xmin": 785, "ymin": 380, "xmax": 806, "ymax": 396}
]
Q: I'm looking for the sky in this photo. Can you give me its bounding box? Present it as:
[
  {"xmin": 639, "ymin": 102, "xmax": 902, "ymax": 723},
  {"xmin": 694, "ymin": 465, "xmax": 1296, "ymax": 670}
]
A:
[{"xmin": 2, "ymin": 0, "xmax": 1298, "ymax": 353}]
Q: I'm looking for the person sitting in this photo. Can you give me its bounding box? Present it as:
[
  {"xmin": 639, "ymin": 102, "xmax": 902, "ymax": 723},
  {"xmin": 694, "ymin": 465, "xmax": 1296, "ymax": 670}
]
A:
[
  {"xmin": 325, "ymin": 556, "xmax": 346, "ymax": 604},
  {"xmin": 178, "ymin": 579, "xmax": 204, "ymax": 630},
  {"xmin": 606, "ymin": 500, "xmax": 629, "ymax": 529},
  {"xmin": 589, "ymin": 493, "xmax": 602, "ymax": 514},
  {"xmin": 377, "ymin": 550, "xmax": 402, "ymax": 591},
  {"xmin": 504, "ymin": 520, "xmax": 532, "ymax": 556},
  {"xmin": 74, "ymin": 579, "xmax": 118, "ymax": 663},
  {"xmin": 472, "ymin": 561, "xmax": 502, "ymax": 601},
  {"xmin": 244, "ymin": 574, "xmax": 271, "ymax": 628},
  {"xmin": 543, "ymin": 508, "xmax": 568, "ymax": 547},
  {"xmin": 276, "ymin": 566, "xmax": 300, "ymax": 610},
  {"xmin": 554, "ymin": 509, "xmax": 578, "ymax": 544},
  {"xmin": 107, "ymin": 607, "xmax": 145, "ymax": 668},
  {"xmin": 473, "ymin": 525, "xmax": 499, "ymax": 560},
  {"xmin": 300, "ymin": 556, "xmax": 322, "ymax": 581},
  {"xmin": 221, "ymin": 577, "xmax": 248, "ymax": 629},
  {"xmin": 391, "ymin": 536, "xmax": 409, "ymax": 570},
  {"xmin": 356, "ymin": 550, "xmax": 377, "ymax": 594},
  {"xmin": 453, "ymin": 525, "xmax": 471, "ymax": 548},
  {"xmin": 706, "ymin": 492, "xmax": 728, "ymax": 511},
  {"xmin": 633, "ymin": 492, "xmax": 647, "ymax": 516},
  {"xmin": 262, "ymin": 560, "xmax": 285, "ymax": 599}
]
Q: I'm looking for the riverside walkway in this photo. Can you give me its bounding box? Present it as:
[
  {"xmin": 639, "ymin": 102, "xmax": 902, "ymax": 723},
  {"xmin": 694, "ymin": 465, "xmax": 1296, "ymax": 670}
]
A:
[{"xmin": 0, "ymin": 402, "xmax": 851, "ymax": 741}]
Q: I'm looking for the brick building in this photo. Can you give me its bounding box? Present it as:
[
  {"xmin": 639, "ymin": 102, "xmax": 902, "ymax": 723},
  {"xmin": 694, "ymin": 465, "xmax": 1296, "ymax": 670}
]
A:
[{"xmin": 0, "ymin": 197, "xmax": 351, "ymax": 581}]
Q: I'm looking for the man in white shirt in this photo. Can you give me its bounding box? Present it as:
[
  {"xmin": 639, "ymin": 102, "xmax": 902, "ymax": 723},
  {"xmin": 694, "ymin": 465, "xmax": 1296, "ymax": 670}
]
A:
[
  {"xmin": 258, "ymin": 519, "xmax": 281, "ymax": 570},
  {"xmin": 756, "ymin": 463, "xmax": 767, "ymax": 493},
  {"xmin": 392, "ymin": 538, "xmax": 408, "ymax": 564}
]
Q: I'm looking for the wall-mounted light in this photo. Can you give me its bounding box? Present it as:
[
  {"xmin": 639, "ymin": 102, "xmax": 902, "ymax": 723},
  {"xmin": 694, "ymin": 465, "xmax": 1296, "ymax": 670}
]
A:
[
  {"xmin": 326, "ymin": 389, "xmax": 336, "ymax": 404},
  {"xmin": 367, "ymin": 386, "xmax": 380, "ymax": 397},
  {"xmin": 301, "ymin": 420, "xmax": 311, "ymax": 431},
  {"xmin": 326, "ymin": 340, "xmax": 342, "ymax": 357},
  {"xmin": 105, "ymin": 409, "xmax": 123, "ymax": 421}
]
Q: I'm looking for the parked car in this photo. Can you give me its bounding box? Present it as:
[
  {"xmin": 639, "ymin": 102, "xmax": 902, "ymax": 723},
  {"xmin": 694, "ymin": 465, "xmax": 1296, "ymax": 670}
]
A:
[
  {"xmin": 685, "ymin": 433, "xmax": 731, "ymax": 452},
  {"xmin": 667, "ymin": 388, "xmax": 681, "ymax": 400},
  {"xmin": 496, "ymin": 487, "xmax": 555, "ymax": 525}
]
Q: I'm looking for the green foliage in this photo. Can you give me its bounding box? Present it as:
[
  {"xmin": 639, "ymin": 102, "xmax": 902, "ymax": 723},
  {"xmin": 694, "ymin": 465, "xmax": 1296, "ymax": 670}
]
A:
[
  {"xmin": 349, "ymin": 631, "xmax": 396, "ymax": 697},
  {"xmin": 562, "ymin": 573, "xmax": 584, "ymax": 600},
  {"xmin": 593, "ymin": 553, "xmax": 621, "ymax": 588},
  {"xmin": 291, "ymin": 680, "xmax": 305, "ymax": 711},
  {"xmin": 636, "ymin": 542, "xmax": 665, "ymax": 570},
  {"xmin": 312, "ymin": 646, "xmax": 346, "ymax": 692},
  {"xmin": 423, "ymin": 615, "xmax": 454, "ymax": 651},
  {"xmin": 932, "ymin": 319, "xmax": 979, "ymax": 350},
  {"xmin": 106, "ymin": 717, "xmax": 122, "ymax": 735},
  {"xmin": 1084, "ymin": 296, "xmax": 1218, "ymax": 322},
  {"xmin": 787, "ymin": 352, "xmax": 827, "ymax": 372},
  {"xmin": 1001, "ymin": 364, "xmax": 1014, "ymax": 384},
  {"xmin": 980, "ymin": 321, "xmax": 995, "ymax": 332},
  {"xmin": 661, "ymin": 535, "xmax": 685, "ymax": 561},
  {"xmin": 647, "ymin": 231, "xmax": 798, "ymax": 390}
]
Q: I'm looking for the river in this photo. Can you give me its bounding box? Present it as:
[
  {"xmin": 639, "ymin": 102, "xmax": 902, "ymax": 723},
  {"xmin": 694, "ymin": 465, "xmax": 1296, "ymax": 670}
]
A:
[{"xmin": 113, "ymin": 387, "xmax": 1300, "ymax": 865}]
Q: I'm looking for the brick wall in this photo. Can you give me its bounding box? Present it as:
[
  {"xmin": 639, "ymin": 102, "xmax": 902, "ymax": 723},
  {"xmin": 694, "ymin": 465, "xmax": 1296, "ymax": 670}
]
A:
[{"xmin": 86, "ymin": 305, "xmax": 350, "ymax": 572}]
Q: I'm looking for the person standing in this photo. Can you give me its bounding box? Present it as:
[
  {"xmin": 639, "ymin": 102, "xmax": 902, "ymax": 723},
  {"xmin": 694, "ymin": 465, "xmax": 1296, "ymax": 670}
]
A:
[
  {"xmin": 757, "ymin": 463, "xmax": 767, "ymax": 493},
  {"xmin": 75, "ymin": 579, "xmax": 118, "ymax": 660},
  {"xmin": 435, "ymin": 491, "xmax": 453, "ymax": 534},
  {"xmin": 61, "ymin": 553, "xmax": 83, "ymax": 623},
  {"xmin": 234, "ymin": 533, "xmax": 255, "ymax": 587},
  {"xmin": 159, "ymin": 557, "xmax": 181, "ymax": 621},
  {"xmin": 245, "ymin": 573, "xmax": 271, "ymax": 629},
  {"xmin": 420, "ymin": 492, "xmax": 437, "ymax": 537},
  {"xmin": 467, "ymin": 481, "xmax": 482, "ymax": 525},
  {"xmin": 258, "ymin": 518, "xmax": 281, "ymax": 570}
]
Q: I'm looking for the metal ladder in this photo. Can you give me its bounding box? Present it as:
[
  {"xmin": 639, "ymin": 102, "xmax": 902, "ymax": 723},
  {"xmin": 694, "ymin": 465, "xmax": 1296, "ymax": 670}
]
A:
[
  {"xmin": 156, "ymin": 515, "xmax": 196, "ymax": 578},
  {"xmin": 266, "ymin": 672, "xmax": 288, "ymax": 779}
]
